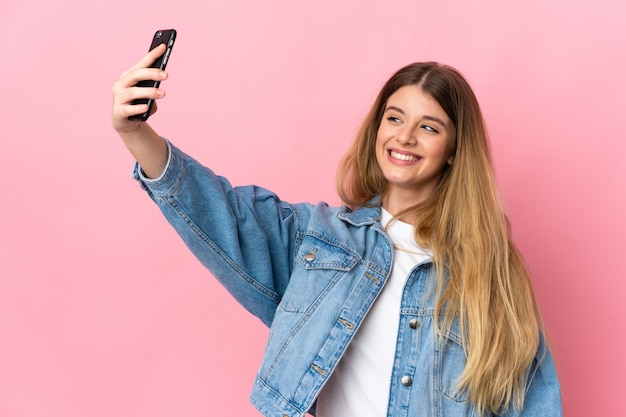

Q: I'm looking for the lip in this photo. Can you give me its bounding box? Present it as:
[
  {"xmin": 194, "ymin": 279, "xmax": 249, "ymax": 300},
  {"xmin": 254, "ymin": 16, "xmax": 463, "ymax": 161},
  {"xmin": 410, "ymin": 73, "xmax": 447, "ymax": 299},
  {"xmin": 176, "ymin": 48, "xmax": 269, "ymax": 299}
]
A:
[{"xmin": 387, "ymin": 148, "xmax": 422, "ymax": 164}]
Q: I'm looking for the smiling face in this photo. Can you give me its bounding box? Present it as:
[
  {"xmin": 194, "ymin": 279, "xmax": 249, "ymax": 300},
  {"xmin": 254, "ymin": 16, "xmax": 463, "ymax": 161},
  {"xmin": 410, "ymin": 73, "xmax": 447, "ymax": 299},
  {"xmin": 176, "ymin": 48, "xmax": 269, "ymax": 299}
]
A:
[{"xmin": 375, "ymin": 85, "xmax": 455, "ymax": 214}]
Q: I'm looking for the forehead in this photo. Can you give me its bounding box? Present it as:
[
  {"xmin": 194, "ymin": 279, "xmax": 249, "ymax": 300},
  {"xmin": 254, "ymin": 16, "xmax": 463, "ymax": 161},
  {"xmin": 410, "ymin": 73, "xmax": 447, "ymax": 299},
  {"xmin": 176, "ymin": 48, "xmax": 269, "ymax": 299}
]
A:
[{"xmin": 386, "ymin": 85, "xmax": 449, "ymax": 120}]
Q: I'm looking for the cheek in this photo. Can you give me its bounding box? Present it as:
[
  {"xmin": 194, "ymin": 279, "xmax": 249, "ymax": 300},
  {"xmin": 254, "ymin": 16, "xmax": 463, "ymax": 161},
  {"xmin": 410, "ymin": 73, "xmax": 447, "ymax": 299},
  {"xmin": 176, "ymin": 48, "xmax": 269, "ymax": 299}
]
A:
[
  {"xmin": 424, "ymin": 141, "xmax": 451, "ymax": 166},
  {"xmin": 433, "ymin": 134, "xmax": 454, "ymax": 158}
]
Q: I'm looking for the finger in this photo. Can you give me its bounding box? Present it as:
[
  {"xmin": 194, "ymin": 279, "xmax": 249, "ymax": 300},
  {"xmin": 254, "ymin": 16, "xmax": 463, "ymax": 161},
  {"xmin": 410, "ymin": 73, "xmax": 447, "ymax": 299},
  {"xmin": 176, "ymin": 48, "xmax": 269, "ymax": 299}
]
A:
[
  {"xmin": 125, "ymin": 43, "xmax": 167, "ymax": 74},
  {"xmin": 118, "ymin": 44, "xmax": 167, "ymax": 84},
  {"xmin": 113, "ymin": 84, "xmax": 166, "ymax": 109},
  {"xmin": 113, "ymin": 87, "xmax": 165, "ymax": 120},
  {"xmin": 115, "ymin": 103, "xmax": 150, "ymax": 119},
  {"xmin": 118, "ymin": 67, "xmax": 167, "ymax": 90},
  {"xmin": 114, "ymin": 98, "xmax": 158, "ymax": 123},
  {"xmin": 113, "ymin": 68, "xmax": 168, "ymax": 97}
]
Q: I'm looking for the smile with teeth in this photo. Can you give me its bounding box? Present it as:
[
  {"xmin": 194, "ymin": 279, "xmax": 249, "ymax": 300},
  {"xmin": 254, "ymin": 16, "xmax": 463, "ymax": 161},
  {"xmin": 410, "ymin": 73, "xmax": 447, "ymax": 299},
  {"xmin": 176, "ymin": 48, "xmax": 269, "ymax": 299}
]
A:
[{"xmin": 389, "ymin": 150, "xmax": 420, "ymax": 162}]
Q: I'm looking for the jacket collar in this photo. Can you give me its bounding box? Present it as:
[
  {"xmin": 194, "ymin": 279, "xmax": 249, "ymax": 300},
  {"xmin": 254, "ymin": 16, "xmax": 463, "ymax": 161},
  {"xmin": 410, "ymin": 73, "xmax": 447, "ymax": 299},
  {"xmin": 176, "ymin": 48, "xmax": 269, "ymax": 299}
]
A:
[{"xmin": 338, "ymin": 203, "xmax": 382, "ymax": 228}]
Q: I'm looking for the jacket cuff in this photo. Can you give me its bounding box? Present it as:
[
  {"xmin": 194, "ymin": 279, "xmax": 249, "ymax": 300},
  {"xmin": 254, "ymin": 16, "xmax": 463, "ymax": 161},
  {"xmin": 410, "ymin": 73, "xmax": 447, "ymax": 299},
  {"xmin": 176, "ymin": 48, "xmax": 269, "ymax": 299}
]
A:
[{"xmin": 132, "ymin": 138, "xmax": 185, "ymax": 198}]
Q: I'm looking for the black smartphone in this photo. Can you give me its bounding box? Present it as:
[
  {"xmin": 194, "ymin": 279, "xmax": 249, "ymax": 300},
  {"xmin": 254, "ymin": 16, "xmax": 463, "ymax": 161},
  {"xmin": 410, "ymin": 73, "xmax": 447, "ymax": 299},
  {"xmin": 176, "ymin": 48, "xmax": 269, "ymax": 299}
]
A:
[{"xmin": 128, "ymin": 29, "xmax": 177, "ymax": 121}]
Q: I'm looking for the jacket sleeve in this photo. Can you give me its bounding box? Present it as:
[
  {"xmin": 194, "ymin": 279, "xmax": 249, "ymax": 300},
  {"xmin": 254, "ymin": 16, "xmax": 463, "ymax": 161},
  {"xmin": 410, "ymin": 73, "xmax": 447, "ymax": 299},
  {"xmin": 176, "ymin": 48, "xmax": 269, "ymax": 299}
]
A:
[
  {"xmin": 133, "ymin": 140, "xmax": 310, "ymax": 327},
  {"xmin": 500, "ymin": 334, "xmax": 563, "ymax": 417}
]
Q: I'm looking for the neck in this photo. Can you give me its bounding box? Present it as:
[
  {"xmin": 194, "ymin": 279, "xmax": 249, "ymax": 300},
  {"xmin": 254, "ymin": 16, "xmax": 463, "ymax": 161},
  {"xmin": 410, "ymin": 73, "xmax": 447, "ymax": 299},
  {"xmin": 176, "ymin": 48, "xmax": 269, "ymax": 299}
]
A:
[
  {"xmin": 381, "ymin": 195, "xmax": 420, "ymax": 224},
  {"xmin": 381, "ymin": 183, "xmax": 438, "ymax": 224}
]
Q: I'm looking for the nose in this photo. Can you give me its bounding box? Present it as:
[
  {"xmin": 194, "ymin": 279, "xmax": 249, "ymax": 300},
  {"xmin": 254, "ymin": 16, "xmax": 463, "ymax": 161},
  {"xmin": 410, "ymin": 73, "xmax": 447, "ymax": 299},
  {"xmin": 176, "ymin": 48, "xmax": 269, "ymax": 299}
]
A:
[{"xmin": 396, "ymin": 126, "xmax": 416, "ymax": 146}]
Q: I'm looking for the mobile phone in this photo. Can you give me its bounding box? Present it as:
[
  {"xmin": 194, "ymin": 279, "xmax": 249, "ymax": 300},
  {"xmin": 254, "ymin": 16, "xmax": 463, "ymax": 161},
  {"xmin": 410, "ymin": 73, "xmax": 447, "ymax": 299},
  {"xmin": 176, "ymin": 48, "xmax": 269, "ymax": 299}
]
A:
[{"xmin": 128, "ymin": 29, "xmax": 177, "ymax": 121}]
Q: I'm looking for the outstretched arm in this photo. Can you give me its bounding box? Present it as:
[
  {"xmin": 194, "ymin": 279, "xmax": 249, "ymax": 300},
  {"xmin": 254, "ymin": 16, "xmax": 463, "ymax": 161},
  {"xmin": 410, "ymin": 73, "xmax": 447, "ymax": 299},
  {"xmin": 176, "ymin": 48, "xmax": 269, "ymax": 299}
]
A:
[{"xmin": 111, "ymin": 43, "xmax": 169, "ymax": 179}]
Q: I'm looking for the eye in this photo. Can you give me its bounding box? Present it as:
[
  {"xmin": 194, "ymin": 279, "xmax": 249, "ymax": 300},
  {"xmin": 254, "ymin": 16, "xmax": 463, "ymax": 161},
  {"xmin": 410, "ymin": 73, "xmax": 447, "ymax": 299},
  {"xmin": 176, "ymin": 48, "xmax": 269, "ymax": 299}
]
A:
[
  {"xmin": 422, "ymin": 124, "xmax": 439, "ymax": 133},
  {"xmin": 386, "ymin": 116, "xmax": 402, "ymax": 123}
]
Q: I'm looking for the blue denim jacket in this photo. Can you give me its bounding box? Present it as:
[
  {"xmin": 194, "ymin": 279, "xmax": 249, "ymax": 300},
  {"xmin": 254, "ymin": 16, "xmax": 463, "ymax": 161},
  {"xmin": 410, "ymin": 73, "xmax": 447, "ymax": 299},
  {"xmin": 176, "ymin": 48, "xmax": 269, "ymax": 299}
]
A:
[{"xmin": 134, "ymin": 141, "xmax": 562, "ymax": 417}]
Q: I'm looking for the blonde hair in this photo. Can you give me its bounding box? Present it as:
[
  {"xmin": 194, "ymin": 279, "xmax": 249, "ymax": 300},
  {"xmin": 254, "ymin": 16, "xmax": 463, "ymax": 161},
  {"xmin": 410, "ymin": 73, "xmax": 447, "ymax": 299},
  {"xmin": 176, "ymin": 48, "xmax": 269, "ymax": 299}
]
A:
[{"xmin": 336, "ymin": 62, "xmax": 545, "ymax": 415}]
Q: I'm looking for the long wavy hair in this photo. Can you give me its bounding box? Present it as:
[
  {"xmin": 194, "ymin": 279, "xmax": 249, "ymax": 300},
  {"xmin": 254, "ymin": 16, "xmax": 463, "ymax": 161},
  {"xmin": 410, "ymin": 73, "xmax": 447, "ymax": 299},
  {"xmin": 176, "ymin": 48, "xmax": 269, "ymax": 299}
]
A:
[{"xmin": 336, "ymin": 62, "xmax": 546, "ymax": 415}]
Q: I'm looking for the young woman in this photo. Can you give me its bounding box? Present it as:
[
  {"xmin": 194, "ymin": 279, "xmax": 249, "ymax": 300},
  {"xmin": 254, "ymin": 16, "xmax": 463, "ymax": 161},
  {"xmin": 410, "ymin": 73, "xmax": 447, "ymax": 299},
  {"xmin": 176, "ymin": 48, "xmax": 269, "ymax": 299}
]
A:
[{"xmin": 112, "ymin": 44, "xmax": 562, "ymax": 417}]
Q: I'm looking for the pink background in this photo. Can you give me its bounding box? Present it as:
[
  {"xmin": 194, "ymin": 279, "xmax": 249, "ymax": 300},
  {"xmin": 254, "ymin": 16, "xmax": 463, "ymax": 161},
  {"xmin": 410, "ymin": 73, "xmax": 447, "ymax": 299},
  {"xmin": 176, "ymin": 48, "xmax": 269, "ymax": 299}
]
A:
[{"xmin": 1, "ymin": 0, "xmax": 624, "ymax": 415}]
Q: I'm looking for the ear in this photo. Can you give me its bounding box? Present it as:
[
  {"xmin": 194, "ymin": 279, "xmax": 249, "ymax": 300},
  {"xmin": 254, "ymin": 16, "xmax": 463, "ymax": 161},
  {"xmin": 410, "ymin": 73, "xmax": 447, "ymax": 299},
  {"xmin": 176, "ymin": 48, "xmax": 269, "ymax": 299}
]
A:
[{"xmin": 447, "ymin": 155, "xmax": 454, "ymax": 165}]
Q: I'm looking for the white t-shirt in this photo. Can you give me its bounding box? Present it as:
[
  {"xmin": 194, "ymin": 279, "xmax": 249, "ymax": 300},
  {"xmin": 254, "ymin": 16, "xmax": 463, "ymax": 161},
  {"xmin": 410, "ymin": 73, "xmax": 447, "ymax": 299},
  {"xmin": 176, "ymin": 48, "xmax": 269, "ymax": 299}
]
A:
[{"xmin": 316, "ymin": 208, "xmax": 432, "ymax": 417}]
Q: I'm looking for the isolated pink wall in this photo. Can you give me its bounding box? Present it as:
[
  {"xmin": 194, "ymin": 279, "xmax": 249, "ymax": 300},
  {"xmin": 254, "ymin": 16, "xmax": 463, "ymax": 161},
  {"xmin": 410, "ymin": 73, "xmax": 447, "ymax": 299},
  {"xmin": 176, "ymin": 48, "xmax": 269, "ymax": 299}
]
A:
[{"xmin": 1, "ymin": 0, "xmax": 624, "ymax": 416}]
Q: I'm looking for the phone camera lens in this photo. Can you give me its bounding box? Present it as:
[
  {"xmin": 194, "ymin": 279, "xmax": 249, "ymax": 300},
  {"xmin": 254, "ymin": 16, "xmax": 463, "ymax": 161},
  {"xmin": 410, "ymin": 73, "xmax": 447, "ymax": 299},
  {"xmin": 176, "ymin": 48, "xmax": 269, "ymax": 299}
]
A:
[{"xmin": 156, "ymin": 31, "xmax": 162, "ymax": 38}]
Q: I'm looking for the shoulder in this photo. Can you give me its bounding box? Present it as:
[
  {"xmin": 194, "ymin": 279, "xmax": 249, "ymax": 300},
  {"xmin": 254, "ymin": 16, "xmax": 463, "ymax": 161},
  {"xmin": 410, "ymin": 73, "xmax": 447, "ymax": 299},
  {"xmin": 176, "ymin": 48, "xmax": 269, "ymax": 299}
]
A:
[
  {"xmin": 303, "ymin": 203, "xmax": 382, "ymax": 248},
  {"xmin": 307, "ymin": 202, "xmax": 380, "ymax": 228}
]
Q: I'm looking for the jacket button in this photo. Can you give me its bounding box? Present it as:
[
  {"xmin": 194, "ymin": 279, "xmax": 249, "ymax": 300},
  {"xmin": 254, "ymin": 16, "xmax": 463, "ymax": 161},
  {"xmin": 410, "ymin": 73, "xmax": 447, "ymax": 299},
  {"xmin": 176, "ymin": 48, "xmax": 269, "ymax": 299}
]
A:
[
  {"xmin": 304, "ymin": 248, "xmax": 317, "ymax": 261},
  {"xmin": 409, "ymin": 319, "xmax": 420, "ymax": 329},
  {"xmin": 401, "ymin": 375, "xmax": 413, "ymax": 386}
]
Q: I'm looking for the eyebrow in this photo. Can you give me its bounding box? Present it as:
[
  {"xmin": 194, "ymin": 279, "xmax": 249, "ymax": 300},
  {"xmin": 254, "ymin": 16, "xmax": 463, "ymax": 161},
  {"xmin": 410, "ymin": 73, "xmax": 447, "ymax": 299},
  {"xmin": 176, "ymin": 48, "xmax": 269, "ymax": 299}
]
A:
[{"xmin": 384, "ymin": 105, "xmax": 448, "ymax": 128}]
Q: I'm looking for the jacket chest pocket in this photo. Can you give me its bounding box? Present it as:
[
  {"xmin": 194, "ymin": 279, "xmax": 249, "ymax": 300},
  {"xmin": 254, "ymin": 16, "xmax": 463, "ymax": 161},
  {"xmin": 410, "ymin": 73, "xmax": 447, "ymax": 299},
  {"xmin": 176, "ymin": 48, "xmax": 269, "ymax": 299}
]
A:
[{"xmin": 279, "ymin": 235, "xmax": 360, "ymax": 313}]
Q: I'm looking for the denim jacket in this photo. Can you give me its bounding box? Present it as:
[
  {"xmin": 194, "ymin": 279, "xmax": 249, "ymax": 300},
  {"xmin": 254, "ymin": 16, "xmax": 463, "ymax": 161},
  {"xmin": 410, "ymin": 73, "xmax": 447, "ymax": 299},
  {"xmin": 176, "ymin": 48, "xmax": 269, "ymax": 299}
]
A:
[{"xmin": 134, "ymin": 141, "xmax": 563, "ymax": 417}]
